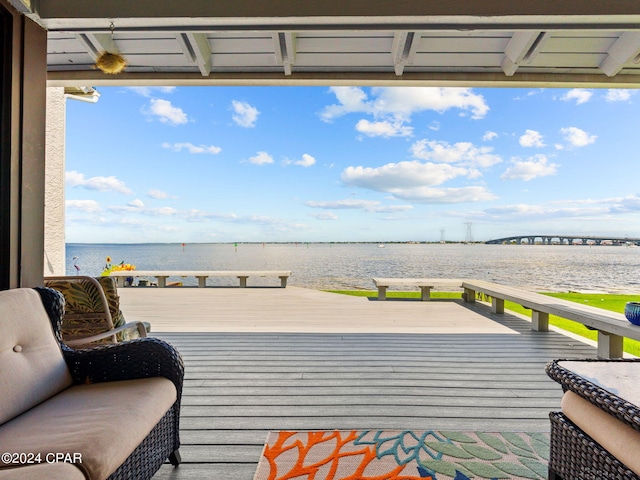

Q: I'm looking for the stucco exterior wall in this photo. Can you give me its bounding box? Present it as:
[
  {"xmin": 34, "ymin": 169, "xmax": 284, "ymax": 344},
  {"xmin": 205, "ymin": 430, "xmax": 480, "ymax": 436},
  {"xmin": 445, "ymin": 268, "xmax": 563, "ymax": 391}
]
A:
[{"xmin": 44, "ymin": 86, "xmax": 66, "ymax": 275}]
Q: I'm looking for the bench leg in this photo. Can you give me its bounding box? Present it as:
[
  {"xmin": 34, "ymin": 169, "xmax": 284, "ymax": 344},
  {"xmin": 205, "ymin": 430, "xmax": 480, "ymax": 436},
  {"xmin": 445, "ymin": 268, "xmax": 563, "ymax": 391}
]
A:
[
  {"xmin": 597, "ymin": 331, "xmax": 624, "ymax": 359},
  {"xmin": 280, "ymin": 276, "xmax": 288, "ymax": 288},
  {"xmin": 238, "ymin": 276, "xmax": 248, "ymax": 288},
  {"xmin": 377, "ymin": 286, "xmax": 387, "ymax": 301},
  {"xmin": 463, "ymin": 288, "xmax": 476, "ymax": 303},
  {"xmin": 491, "ymin": 297, "xmax": 504, "ymax": 314},
  {"xmin": 156, "ymin": 276, "xmax": 167, "ymax": 288},
  {"xmin": 532, "ymin": 310, "xmax": 549, "ymax": 332},
  {"xmin": 420, "ymin": 286, "xmax": 432, "ymax": 301},
  {"xmin": 198, "ymin": 276, "xmax": 207, "ymax": 288}
]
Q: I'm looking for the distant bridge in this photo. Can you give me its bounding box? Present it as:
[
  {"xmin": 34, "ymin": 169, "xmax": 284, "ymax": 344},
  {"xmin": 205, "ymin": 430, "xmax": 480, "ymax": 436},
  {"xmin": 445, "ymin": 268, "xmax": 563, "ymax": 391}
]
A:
[{"xmin": 485, "ymin": 235, "xmax": 640, "ymax": 246}]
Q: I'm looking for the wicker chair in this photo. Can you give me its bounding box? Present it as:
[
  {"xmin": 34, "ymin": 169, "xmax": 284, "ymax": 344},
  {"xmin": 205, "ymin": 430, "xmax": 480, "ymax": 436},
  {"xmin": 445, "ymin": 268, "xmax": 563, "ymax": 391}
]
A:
[
  {"xmin": 44, "ymin": 276, "xmax": 149, "ymax": 348},
  {"xmin": 34, "ymin": 286, "xmax": 184, "ymax": 479},
  {"xmin": 546, "ymin": 359, "xmax": 640, "ymax": 480}
]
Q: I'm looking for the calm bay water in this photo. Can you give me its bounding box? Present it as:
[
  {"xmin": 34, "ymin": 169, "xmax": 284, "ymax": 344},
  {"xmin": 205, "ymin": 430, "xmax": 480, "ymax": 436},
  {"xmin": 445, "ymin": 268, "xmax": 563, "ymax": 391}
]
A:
[{"xmin": 66, "ymin": 243, "xmax": 640, "ymax": 294}]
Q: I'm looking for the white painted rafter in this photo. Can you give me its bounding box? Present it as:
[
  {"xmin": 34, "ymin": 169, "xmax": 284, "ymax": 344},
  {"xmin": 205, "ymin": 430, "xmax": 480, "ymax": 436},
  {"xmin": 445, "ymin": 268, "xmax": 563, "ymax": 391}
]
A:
[
  {"xmin": 600, "ymin": 32, "xmax": 640, "ymax": 77},
  {"xmin": 502, "ymin": 31, "xmax": 549, "ymax": 76},
  {"xmin": 177, "ymin": 33, "xmax": 212, "ymax": 76},
  {"xmin": 272, "ymin": 32, "xmax": 296, "ymax": 75},
  {"xmin": 392, "ymin": 31, "xmax": 419, "ymax": 76},
  {"xmin": 75, "ymin": 33, "xmax": 113, "ymax": 60}
]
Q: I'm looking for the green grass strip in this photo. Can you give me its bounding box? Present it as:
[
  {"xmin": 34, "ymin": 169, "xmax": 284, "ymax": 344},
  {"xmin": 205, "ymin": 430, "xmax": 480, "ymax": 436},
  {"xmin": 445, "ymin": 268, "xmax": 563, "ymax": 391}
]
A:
[{"xmin": 326, "ymin": 290, "xmax": 640, "ymax": 356}]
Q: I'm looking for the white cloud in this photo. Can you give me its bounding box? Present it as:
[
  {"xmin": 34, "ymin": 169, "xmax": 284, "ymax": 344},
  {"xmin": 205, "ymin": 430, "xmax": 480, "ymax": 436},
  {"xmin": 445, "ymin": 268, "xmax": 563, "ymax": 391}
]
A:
[
  {"xmin": 410, "ymin": 139, "xmax": 502, "ymax": 168},
  {"xmin": 391, "ymin": 186, "xmax": 497, "ymax": 204},
  {"xmin": 305, "ymin": 199, "xmax": 412, "ymax": 213},
  {"xmin": 306, "ymin": 199, "xmax": 382, "ymax": 210},
  {"xmin": 605, "ymin": 89, "xmax": 634, "ymax": 102},
  {"xmin": 66, "ymin": 170, "xmax": 132, "ymax": 194},
  {"xmin": 320, "ymin": 87, "xmax": 370, "ymax": 121},
  {"xmin": 500, "ymin": 154, "xmax": 558, "ymax": 181},
  {"xmin": 560, "ymin": 127, "xmax": 597, "ymax": 147},
  {"xmin": 560, "ymin": 88, "xmax": 593, "ymax": 105},
  {"xmin": 146, "ymin": 98, "xmax": 188, "ymax": 125},
  {"xmin": 128, "ymin": 199, "xmax": 145, "ymax": 208},
  {"xmin": 162, "ymin": 142, "xmax": 221, "ymax": 154},
  {"xmin": 66, "ymin": 199, "xmax": 101, "ymax": 213},
  {"xmin": 128, "ymin": 87, "xmax": 176, "ymax": 97},
  {"xmin": 284, "ymin": 153, "xmax": 316, "ymax": 168},
  {"xmin": 483, "ymin": 131, "xmax": 498, "ymax": 141},
  {"xmin": 519, "ymin": 129, "xmax": 545, "ymax": 148},
  {"xmin": 342, "ymin": 161, "xmax": 469, "ymax": 191},
  {"xmin": 355, "ymin": 119, "xmax": 413, "ymax": 138},
  {"xmin": 147, "ymin": 189, "xmax": 175, "ymax": 200},
  {"xmin": 309, "ymin": 211, "xmax": 339, "ymax": 220},
  {"xmin": 109, "ymin": 205, "xmax": 179, "ymax": 216},
  {"xmin": 248, "ymin": 151, "xmax": 274, "ymax": 166},
  {"xmin": 320, "ymin": 86, "xmax": 489, "ymax": 122},
  {"xmin": 232, "ymin": 100, "xmax": 260, "ymax": 127}
]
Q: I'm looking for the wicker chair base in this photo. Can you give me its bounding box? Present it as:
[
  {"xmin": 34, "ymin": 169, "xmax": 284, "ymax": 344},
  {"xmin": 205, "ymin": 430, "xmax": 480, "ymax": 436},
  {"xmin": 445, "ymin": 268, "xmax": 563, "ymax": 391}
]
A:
[
  {"xmin": 108, "ymin": 407, "xmax": 180, "ymax": 480},
  {"xmin": 549, "ymin": 411, "xmax": 640, "ymax": 480}
]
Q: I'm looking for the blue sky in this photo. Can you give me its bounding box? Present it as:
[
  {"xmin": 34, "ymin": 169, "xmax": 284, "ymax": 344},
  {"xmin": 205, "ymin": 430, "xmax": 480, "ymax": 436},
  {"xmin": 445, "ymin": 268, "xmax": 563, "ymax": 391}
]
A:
[{"xmin": 64, "ymin": 86, "xmax": 639, "ymax": 243}]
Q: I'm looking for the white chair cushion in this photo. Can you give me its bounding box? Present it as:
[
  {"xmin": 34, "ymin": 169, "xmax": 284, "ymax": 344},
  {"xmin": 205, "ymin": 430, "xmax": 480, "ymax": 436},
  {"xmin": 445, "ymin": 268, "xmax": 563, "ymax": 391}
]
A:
[
  {"xmin": 562, "ymin": 390, "xmax": 640, "ymax": 475},
  {"xmin": 0, "ymin": 289, "xmax": 72, "ymax": 425}
]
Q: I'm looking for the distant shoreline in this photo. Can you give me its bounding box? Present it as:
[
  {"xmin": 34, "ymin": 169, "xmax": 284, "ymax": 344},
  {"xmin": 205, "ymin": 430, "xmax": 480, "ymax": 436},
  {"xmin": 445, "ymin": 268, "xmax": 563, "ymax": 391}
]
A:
[{"xmin": 66, "ymin": 241, "xmax": 636, "ymax": 246}]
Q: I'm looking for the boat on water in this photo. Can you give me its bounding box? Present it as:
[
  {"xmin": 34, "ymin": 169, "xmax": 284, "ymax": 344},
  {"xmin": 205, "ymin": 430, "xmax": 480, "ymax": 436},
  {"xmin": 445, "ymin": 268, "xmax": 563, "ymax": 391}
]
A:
[{"xmin": 378, "ymin": 244, "xmax": 386, "ymax": 248}]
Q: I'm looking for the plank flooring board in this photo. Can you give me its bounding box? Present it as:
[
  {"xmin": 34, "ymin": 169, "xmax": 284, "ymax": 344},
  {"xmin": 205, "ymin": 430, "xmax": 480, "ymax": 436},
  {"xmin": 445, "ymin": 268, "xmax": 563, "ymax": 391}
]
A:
[
  {"xmin": 180, "ymin": 395, "xmax": 558, "ymax": 408},
  {"xmin": 194, "ymin": 379, "xmax": 561, "ymax": 389},
  {"xmin": 180, "ymin": 386, "xmax": 561, "ymax": 398},
  {"xmin": 132, "ymin": 288, "xmax": 603, "ymax": 479}
]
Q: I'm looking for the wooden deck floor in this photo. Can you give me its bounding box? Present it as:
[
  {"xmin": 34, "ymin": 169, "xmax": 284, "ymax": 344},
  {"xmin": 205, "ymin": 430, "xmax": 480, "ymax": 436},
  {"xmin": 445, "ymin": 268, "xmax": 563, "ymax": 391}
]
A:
[{"xmin": 120, "ymin": 287, "xmax": 599, "ymax": 480}]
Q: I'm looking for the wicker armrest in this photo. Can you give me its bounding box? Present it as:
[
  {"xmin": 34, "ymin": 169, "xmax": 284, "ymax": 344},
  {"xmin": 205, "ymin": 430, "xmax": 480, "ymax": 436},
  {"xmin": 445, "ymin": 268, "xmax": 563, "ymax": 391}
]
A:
[
  {"xmin": 546, "ymin": 358, "xmax": 640, "ymax": 433},
  {"xmin": 65, "ymin": 320, "xmax": 149, "ymax": 347},
  {"xmin": 63, "ymin": 337, "xmax": 184, "ymax": 394}
]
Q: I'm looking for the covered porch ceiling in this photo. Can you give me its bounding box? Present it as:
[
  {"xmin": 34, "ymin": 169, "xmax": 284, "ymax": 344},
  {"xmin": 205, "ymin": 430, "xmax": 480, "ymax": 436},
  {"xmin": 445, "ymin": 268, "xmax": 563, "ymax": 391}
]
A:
[{"xmin": 16, "ymin": 0, "xmax": 640, "ymax": 87}]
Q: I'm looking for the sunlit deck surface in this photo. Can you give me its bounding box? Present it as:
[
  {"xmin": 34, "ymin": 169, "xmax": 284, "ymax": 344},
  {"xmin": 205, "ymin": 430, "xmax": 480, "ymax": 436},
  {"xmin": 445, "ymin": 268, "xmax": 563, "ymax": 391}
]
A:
[{"xmin": 117, "ymin": 286, "xmax": 598, "ymax": 480}]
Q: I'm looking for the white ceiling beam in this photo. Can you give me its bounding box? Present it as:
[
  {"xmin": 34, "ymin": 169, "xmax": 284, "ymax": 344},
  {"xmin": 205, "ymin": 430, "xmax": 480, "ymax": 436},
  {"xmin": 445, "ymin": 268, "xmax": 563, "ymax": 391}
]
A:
[
  {"xmin": 272, "ymin": 32, "xmax": 296, "ymax": 76},
  {"xmin": 392, "ymin": 31, "xmax": 419, "ymax": 76},
  {"xmin": 600, "ymin": 32, "xmax": 640, "ymax": 77},
  {"xmin": 177, "ymin": 33, "xmax": 212, "ymax": 76},
  {"xmin": 75, "ymin": 33, "xmax": 114, "ymax": 61},
  {"xmin": 502, "ymin": 31, "xmax": 549, "ymax": 76},
  {"xmin": 33, "ymin": 0, "xmax": 640, "ymax": 25}
]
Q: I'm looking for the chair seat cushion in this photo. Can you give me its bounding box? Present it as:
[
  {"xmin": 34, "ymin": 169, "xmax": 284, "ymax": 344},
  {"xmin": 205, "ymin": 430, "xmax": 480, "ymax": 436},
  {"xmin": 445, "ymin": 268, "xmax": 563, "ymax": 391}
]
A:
[
  {"xmin": 0, "ymin": 462, "xmax": 85, "ymax": 480},
  {"xmin": 562, "ymin": 390, "xmax": 640, "ymax": 476},
  {"xmin": 0, "ymin": 377, "xmax": 176, "ymax": 480}
]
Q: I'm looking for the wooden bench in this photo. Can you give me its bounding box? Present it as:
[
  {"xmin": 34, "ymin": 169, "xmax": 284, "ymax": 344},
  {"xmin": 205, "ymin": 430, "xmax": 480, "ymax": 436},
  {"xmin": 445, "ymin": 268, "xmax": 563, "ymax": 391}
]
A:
[
  {"xmin": 110, "ymin": 270, "xmax": 291, "ymax": 288},
  {"xmin": 372, "ymin": 278, "xmax": 463, "ymax": 301},
  {"xmin": 461, "ymin": 279, "xmax": 639, "ymax": 358}
]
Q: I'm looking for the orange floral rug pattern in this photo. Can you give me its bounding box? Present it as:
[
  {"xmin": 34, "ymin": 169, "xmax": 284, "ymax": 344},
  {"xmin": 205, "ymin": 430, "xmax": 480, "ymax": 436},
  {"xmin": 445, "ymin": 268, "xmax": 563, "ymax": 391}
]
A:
[{"xmin": 253, "ymin": 430, "xmax": 550, "ymax": 480}]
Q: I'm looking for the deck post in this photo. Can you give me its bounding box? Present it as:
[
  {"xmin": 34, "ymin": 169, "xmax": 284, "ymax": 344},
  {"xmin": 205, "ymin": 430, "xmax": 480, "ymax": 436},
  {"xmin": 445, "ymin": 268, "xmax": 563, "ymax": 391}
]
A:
[
  {"xmin": 377, "ymin": 286, "xmax": 387, "ymax": 301},
  {"xmin": 597, "ymin": 331, "xmax": 624, "ymax": 359},
  {"xmin": 420, "ymin": 286, "xmax": 432, "ymax": 301},
  {"xmin": 491, "ymin": 297, "xmax": 504, "ymax": 314},
  {"xmin": 463, "ymin": 288, "xmax": 476, "ymax": 303},
  {"xmin": 238, "ymin": 276, "xmax": 248, "ymax": 288},
  {"xmin": 198, "ymin": 276, "xmax": 207, "ymax": 288},
  {"xmin": 279, "ymin": 276, "xmax": 288, "ymax": 288},
  {"xmin": 532, "ymin": 311, "xmax": 549, "ymax": 332},
  {"xmin": 156, "ymin": 276, "xmax": 167, "ymax": 288}
]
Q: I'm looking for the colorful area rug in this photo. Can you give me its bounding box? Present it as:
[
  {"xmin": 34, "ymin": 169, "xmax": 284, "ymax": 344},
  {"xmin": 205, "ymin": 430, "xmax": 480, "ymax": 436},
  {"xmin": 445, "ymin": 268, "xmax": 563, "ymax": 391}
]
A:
[{"xmin": 253, "ymin": 430, "xmax": 549, "ymax": 480}]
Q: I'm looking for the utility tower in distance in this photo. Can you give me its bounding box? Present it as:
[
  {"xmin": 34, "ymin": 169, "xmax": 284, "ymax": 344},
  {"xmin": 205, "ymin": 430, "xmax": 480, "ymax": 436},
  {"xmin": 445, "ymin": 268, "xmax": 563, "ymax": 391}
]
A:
[
  {"xmin": 440, "ymin": 228, "xmax": 446, "ymax": 243},
  {"xmin": 464, "ymin": 222, "xmax": 474, "ymax": 243}
]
